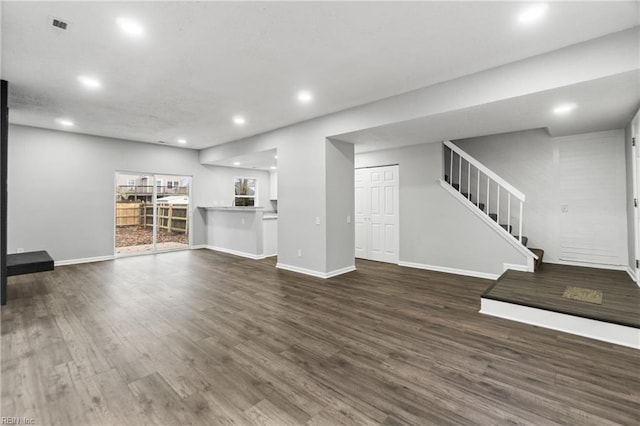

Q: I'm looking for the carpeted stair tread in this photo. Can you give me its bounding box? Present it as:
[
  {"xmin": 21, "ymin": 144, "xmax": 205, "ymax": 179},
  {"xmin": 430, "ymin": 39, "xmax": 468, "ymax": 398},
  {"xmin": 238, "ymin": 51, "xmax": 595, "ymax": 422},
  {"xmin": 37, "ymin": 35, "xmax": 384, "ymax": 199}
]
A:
[
  {"xmin": 500, "ymin": 224, "xmax": 513, "ymax": 233},
  {"xmin": 513, "ymin": 236, "xmax": 528, "ymax": 247},
  {"xmin": 446, "ymin": 178, "xmax": 531, "ymax": 248}
]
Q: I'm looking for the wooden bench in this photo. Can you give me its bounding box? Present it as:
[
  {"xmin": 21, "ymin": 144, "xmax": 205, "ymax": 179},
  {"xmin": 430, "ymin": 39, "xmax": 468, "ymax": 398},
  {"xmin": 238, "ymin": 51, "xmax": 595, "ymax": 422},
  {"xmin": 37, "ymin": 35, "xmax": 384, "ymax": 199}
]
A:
[{"xmin": 6, "ymin": 250, "xmax": 54, "ymax": 276}]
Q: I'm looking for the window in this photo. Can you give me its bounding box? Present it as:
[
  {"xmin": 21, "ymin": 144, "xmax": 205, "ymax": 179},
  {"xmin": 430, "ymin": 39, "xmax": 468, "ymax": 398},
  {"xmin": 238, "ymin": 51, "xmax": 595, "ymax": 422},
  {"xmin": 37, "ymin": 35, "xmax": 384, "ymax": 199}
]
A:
[
  {"xmin": 156, "ymin": 179, "xmax": 163, "ymax": 193},
  {"xmin": 234, "ymin": 177, "xmax": 256, "ymax": 207},
  {"xmin": 167, "ymin": 180, "xmax": 180, "ymax": 191}
]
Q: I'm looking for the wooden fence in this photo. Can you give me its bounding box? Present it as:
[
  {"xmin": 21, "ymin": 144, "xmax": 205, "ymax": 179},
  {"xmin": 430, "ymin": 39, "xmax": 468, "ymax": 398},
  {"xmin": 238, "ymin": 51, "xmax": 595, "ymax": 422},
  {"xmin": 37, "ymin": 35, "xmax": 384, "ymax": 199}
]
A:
[
  {"xmin": 116, "ymin": 202, "xmax": 142, "ymax": 226},
  {"xmin": 116, "ymin": 202, "xmax": 189, "ymax": 234}
]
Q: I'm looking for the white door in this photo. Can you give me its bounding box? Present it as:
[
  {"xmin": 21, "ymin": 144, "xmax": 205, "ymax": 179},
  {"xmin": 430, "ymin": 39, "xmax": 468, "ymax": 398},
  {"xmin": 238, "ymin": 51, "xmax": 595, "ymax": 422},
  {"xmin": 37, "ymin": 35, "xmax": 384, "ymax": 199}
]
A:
[
  {"xmin": 355, "ymin": 165, "xmax": 399, "ymax": 263},
  {"xmin": 636, "ymin": 154, "xmax": 640, "ymax": 285},
  {"xmin": 635, "ymin": 120, "xmax": 640, "ymax": 285}
]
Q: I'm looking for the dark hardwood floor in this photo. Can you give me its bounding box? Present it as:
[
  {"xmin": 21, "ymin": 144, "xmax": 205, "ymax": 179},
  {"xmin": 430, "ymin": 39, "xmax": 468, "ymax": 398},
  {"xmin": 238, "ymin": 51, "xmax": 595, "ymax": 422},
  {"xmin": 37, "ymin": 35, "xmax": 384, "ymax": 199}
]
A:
[
  {"xmin": 483, "ymin": 263, "xmax": 640, "ymax": 328},
  {"xmin": 2, "ymin": 250, "xmax": 639, "ymax": 425}
]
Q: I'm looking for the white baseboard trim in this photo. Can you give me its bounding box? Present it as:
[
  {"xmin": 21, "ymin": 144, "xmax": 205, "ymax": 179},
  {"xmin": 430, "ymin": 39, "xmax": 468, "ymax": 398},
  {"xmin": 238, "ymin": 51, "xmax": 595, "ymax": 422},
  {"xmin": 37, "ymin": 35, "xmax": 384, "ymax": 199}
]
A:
[
  {"xmin": 325, "ymin": 265, "xmax": 357, "ymax": 278},
  {"xmin": 205, "ymin": 245, "xmax": 266, "ymax": 260},
  {"xmin": 480, "ymin": 298, "xmax": 639, "ymax": 349},
  {"xmin": 503, "ymin": 263, "xmax": 530, "ymax": 273},
  {"xmin": 276, "ymin": 263, "xmax": 356, "ymax": 279},
  {"xmin": 547, "ymin": 259, "xmax": 628, "ymax": 271},
  {"xmin": 55, "ymin": 255, "xmax": 114, "ymax": 266},
  {"xmin": 399, "ymin": 261, "xmax": 499, "ymax": 280}
]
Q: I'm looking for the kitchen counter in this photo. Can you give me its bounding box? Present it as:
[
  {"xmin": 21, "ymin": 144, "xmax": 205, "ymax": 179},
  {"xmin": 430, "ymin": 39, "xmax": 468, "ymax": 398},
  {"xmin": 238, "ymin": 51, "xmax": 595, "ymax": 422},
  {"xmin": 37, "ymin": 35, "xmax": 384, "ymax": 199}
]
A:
[
  {"xmin": 199, "ymin": 206, "xmax": 265, "ymax": 211},
  {"xmin": 201, "ymin": 207, "xmax": 277, "ymax": 259}
]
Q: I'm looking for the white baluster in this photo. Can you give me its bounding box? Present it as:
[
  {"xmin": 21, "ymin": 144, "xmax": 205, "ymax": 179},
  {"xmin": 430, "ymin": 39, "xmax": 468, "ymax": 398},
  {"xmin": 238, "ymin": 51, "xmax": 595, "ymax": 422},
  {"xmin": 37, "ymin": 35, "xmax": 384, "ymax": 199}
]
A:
[
  {"xmin": 497, "ymin": 185, "xmax": 500, "ymax": 225},
  {"xmin": 519, "ymin": 202, "xmax": 523, "ymax": 244},
  {"xmin": 458, "ymin": 155, "xmax": 462, "ymax": 193},
  {"xmin": 442, "ymin": 140, "xmax": 526, "ymax": 247},
  {"xmin": 449, "ymin": 148, "xmax": 453, "ymax": 183},
  {"xmin": 467, "ymin": 162, "xmax": 471, "ymax": 200},
  {"xmin": 486, "ymin": 177, "xmax": 490, "ymax": 216},
  {"xmin": 507, "ymin": 194, "xmax": 511, "ymax": 234},
  {"xmin": 477, "ymin": 169, "xmax": 480, "ymax": 208}
]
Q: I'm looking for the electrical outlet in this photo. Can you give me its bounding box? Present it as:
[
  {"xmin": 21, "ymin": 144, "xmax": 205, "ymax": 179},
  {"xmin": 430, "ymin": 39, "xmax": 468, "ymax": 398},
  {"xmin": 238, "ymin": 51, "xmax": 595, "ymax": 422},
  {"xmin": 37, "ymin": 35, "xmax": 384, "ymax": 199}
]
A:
[
  {"xmin": 561, "ymin": 204, "xmax": 569, "ymax": 213},
  {"xmin": 315, "ymin": 216, "xmax": 320, "ymax": 225},
  {"xmin": 241, "ymin": 217, "xmax": 245, "ymax": 225},
  {"xmin": 17, "ymin": 248, "xmax": 24, "ymax": 253},
  {"xmin": 298, "ymin": 249, "xmax": 302, "ymax": 257},
  {"xmin": 347, "ymin": 215, "xmax": 351, "ymax": 224}
]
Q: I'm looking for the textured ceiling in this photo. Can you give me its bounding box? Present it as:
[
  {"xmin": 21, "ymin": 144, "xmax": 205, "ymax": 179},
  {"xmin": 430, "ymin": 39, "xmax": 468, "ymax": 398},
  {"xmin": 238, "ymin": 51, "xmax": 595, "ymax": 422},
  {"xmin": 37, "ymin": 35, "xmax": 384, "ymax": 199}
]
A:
[{"xmin": 2, "ymin": 1, "xmax": 639, "ymax": 151}]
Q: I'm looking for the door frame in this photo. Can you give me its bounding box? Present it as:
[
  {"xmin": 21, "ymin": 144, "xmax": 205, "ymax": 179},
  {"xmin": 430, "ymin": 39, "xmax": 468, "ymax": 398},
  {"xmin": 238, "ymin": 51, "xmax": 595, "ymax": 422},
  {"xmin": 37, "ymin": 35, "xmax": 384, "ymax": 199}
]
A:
[
  {"xmin": 634, "ymin": 120, "xmax": 640, "ymax": 286},
  {"xmin": 114, "ymin": 171, "xmax": 193, "ymax": 257}
]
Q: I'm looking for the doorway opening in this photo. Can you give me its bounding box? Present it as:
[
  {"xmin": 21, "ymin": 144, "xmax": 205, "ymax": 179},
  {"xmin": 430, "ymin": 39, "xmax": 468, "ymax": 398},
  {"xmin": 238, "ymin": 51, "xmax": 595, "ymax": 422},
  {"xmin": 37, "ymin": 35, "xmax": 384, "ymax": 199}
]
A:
[{"xmin": 115, "ymin": 172, "xmax": 191, "ymax": 255}]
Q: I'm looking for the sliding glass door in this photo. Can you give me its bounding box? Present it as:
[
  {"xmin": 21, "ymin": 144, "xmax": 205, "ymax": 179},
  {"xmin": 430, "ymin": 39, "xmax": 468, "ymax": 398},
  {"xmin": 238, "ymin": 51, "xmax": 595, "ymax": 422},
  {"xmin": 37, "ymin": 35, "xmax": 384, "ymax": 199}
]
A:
[{"xmin": 115, "ymin": 172, "xmax": 191, "ymax": 256}]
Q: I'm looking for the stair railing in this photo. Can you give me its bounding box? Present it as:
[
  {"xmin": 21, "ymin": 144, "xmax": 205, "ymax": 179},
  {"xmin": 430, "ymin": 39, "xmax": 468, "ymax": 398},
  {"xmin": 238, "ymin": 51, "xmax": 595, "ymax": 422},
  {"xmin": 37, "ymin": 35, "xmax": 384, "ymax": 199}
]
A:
[{"xmin": 443, "ymin": 140, "xmax": 526, "ymax": 244}]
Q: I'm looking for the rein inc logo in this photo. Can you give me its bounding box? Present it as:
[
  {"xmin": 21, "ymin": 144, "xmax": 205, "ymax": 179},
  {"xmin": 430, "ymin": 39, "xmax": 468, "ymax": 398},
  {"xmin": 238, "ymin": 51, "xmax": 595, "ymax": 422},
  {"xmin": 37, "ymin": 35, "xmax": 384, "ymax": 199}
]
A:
[{"xmin": 1, "ymin": 418, "xmax": 35, "ymax": 425}]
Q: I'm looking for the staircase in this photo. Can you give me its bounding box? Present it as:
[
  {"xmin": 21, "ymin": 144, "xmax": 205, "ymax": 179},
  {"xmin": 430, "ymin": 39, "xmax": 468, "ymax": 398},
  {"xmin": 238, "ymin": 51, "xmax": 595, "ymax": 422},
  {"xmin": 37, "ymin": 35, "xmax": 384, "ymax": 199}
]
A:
[{"xmin": 441, "ymin": 140, "xmax": 540, "ymax": 269}]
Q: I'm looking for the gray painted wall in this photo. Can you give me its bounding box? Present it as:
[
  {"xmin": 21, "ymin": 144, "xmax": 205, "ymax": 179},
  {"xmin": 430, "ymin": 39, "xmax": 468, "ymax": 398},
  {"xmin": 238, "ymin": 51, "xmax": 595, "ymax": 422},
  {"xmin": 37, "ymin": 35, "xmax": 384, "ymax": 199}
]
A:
[
  {"xmin": 456, "ymin": 128, "xmax": 628, "ymax": 267},
  {"xmin": 326, "ymin": 139, "xmax": 355, "ymax": 272},
  {"xmin": 198, "ymin": 29, "xmax": 634, "ymax": 276},
  {"xmin": 7, "ymin": 124, "xmax": 272, "ymax": 262},
  {"xmin": 355, "ymin": 142, "xmax": 527, "ymax": 277},
  {"xmin": 199, "ymin": 165, "xmax": 271, "ymax": 209},
  {"xmin": 206, "ymin": 210, "xmax": 263, "ymax": 256},
  {"xmin": 276, "ymin": 126, "xmax": 328, "ymax": 272}
]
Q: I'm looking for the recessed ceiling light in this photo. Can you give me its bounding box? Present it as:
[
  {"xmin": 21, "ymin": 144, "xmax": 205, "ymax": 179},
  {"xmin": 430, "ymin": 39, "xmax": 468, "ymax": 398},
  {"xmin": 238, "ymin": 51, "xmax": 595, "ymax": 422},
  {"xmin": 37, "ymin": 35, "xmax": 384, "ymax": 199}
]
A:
[
  {"xmin": 518, "ymin": 3, "xmax": 549, "ymax": 24},
  {"xmin": 233, "ymin": 116, "xmax": 246, "ymax": 125},
  {"xmin": 233, "ymin": 162, "xmax": 241, "ymax": 166},
  {"xmin": 55, "ymin": 118, "xmax": 74, "ymax": 127},
  {"xmin": 297, "ymin": 90, "xmax": 313, "ymax": 103},
  {"xmin": 117, "ymin": 17, "xmax": 144, "ymax": 36},
  {"xmin": 77, "ymin": 75, "xmax": 101, "ymax": 89},
  {"xmin": 177, "ymin": 139, "xmax": 187, "ymax": 144},
  {"xmin": 553, "ymin": 103, "xmax": 577, "ymax": 115},
  {"xmin": 274, "ymin": 155, "xmax": 278, "ymax": 159},
  {"xmin": 270, "ymin": 166, "xmax": 277, "ymax": 170}
]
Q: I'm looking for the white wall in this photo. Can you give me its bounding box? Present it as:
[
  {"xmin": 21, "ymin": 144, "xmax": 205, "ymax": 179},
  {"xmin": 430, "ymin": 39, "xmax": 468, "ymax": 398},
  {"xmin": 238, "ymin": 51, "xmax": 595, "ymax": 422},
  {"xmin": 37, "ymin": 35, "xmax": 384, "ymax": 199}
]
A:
[
  {"xmin": 326, "ymin": 138, "xmax": 355, "ymax": 272},
  {"xmin": 275, "ymin": 126, "xmax": 329, "ymax": 273},
  {"xmin": 206, "ymin": 210, "xmax": 263, "ymax": 257},
  {"xmin": 7, "ymin": 124, "xmax": 272, "ymax": 262},
  {"xmin": 355, "ymin": 142, "xmax": 528, "ymax": 277},
  {"xmin": 197, "ymin": 29, "xmax": 635, "ymax": 277},
  {"xmin": 200, "ymin": 165, "xmax": 270, "ymax": 208},
  {"xmin": 456, "ymin": 128, "xmax": 628, "ymax": 267}
]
